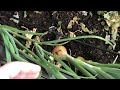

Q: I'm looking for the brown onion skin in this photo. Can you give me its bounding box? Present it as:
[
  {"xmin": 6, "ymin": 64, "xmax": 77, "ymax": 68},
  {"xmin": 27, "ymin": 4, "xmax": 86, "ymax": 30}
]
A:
[{"xmin": 52, "ymin": 46, "xmax": 67, "ymax": 60}]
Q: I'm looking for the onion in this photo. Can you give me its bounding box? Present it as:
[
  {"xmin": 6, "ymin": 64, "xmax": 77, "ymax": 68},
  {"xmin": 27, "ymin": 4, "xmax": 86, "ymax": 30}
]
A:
[{"xmin": 52, "ymin": 46, "xmax": 68, "ymax": 60}]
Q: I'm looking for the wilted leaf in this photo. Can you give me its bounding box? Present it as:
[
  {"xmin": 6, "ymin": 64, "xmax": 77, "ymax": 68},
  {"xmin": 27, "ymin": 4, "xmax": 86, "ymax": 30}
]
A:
[
  {"xmin": 34, "ymin": 36, "xmax": 41, "ymax": 42},
  {"xmin": 80, "ymin": 23, "xmax": 94, "ymax": 34},
  {"xmin": 67, "ymin": 16, "xmax": 78, "ymax": 29},
  {"xmin": 10, "ymin": 18, "xmax": 19, "ymax": 24},
  {"xmin": 104, "ymin": 13, "xmax": 111, "ymax": 20},
  {"xmin": 105, "ymin": 32, "xmax": 110, "ymax": 44},
  {"xmin": 34, "ymin": 11, "xmax": 42, "ymax": 14},
  {"xmin": 67, "ymin": 20, "xmax": 74, "ymax": 29},
  {"xmin": 57, "ymin": 21, "xmax": 64, "ymax": 39},
  {"xmin": 68, "ymin": 31, "xmax": 76, "ymax": 38},
  {"xmin": 104, "ymin": 25, "xmax": 109, "ymax": 31},
  {"xmin": 56, "ymin": 62, "xmax": 62, "ymax": 68},
  {"xmin": 111, "ymin": 22, "xmax": 120, "ymax": 41},
  {"xmin": 25, "ymin": 28, "xmax": 37, "ymax": 39},
  {"xmin": 97, "ymin": 11, "xmax": 107, "ymax": 15},
  {"xmin": 24, "ymin": 11, "xmax": 27, "ymax": 18},
  {"xmin": 105, "ymin": 19, "xmax": 113, "ymax": 27},
  {"xmin": 25, "ymin": 41, "xmax": 32, "ymax": 48},
  {"xmin": 99, "ymin": 11, "xmax": 120, "ymax": 48}
]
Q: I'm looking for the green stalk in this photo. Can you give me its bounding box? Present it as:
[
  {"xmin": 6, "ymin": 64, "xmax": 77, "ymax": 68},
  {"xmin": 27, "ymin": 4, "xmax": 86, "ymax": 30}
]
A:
[
  {"xmin": 15, "ymin": 37, "xmax": 55, "ymax": 77},
  {"xmin": 105, "ymin": 73, "xmax": 120, "ymax": 79},
  {"xmin": 13, "ymin": 37, "xmax": 41, "ymax": 60},
  {"xmin": 43, "ymin": 50, "xmax": 79, "ymax": 76},
  {"xmin": 41, "ymin": 35, "xmax": 113, "ymax": 46},
  {"xmin": 100, "ymin": 67, "xmax": 120, "ymax": 79},
  {"xmin": 0, "ymin": 26, "xmax": 77, "ymax": 79},
  {"xmin": 66, "ymin": 54, "xmax": 96, "ymax": 78},
  {"xmin": 18, "ymin": 50, "xmax": 44, "ymax": 67},
  {"xmin": 19, "ymin": 49, "xmax": 59, "ymax": 79},
  {"xmin": 34, "ymin": 43, "xmax": 67, "ymax": 79},
  {"xmin": 0, "ymin": 25, "xmax": 47, "ymax": 36},
  {"xmin": 84, "ymin": 60, "xmax": 120, "ymax": 68},
  {"xmin": 45, "ymin": 63, "xmax": 80, "ymax": 79},
  {"xmin": 40, "ymin": 58, "xmax": 80, "ymax": 79},
  {"xmin": 1, "ymin": 32, "xmax": 11, "ymax": 62},
  {"xmin": 8, "ymin": 40, "xmax": 28, "ymax": 62},
  {"xmin": 35, "ymin": 45, "xmax": 77, "ymax": 79},
  {"xmin": 75, "ymin": 58, "xmax": 105, "ymax": 79},
  {"xmin": 43, "ymin": 52, "xmax": 80, "ymax": 79},
  {"xmin": 43, "ymin": 41, "xmax": 70, "ymax": 46},
  {"xmin": 7, "ymin": 30, "xmax": 43, "ymax": 45},
  {"xmin": 8, "ymin": 29, "xmax": 113, "ymax": 46},
  {"xmin": 93, "ymin": 67, "xmax": 115, "ymax": 79},
  {"xmin": 44, "ymin": 53, "xmax": 54, "ymax": 64},
  {"xmin": 9, "ymin": 30, "xmax": 68, "ymax": 46},
  {"xmin": 2, "ymin": 28, "xmax": 19, "ymax": 56},
  {"xmin": 34, "ymin": 43, "xmax": 44, "ymax": 57},
  {"xmin": 53, "ymin": 70, "xmax": 67, "ymax": 79},
  {"xmin": 13, "ymin": 37, "xmax": 57, "ymax": 78},
  {"xmin": 15, "ymin": 39, "xmax": 53, "ymax": 78},
  {"xmin": 35, "ymin": 43, "xmax": 76, "ymax": 78},
  {"xmin": 76, "ymin": 57, "xmax": 118, "ymax": 79},
  {"xmin": 47, "ymin": 67, "xmax": 66, "ymax": 79}
]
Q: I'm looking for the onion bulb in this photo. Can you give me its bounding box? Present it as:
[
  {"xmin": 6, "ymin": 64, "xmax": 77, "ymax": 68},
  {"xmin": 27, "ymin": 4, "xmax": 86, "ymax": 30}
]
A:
[{"xmin": 52, "ymin": 46, "xmax": 68, "ymax": 60}]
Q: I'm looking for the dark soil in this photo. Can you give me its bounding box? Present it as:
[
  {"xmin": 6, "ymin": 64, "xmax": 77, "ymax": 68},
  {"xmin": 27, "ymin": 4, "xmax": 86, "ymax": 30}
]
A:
[{"xmin": 0, "ymin": 11, "xmax": 120, "ymax": 64}]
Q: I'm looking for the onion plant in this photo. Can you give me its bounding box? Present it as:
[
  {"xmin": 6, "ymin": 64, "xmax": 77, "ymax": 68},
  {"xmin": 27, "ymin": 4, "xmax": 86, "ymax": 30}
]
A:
[{"xmin": 0, "ymin": 24, "xmax": 120, "ymax": 79}]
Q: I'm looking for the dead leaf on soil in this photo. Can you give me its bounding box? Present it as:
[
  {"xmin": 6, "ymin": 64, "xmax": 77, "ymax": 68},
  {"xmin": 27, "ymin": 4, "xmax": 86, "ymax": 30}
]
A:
[
  {"xmin": 67, "ymin": 16, "xmax": 78, "ymax": 29},
  {"xmin": 68, "ymin": 31, "xmax": 76, "ymax": 38},
  {"xmin": 103, "ymin": 11, "xmax": 120, "ymax": 43},
  {"xmin": 79, "ymin": 23, "xmax": 94, "ymax": 34}
]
